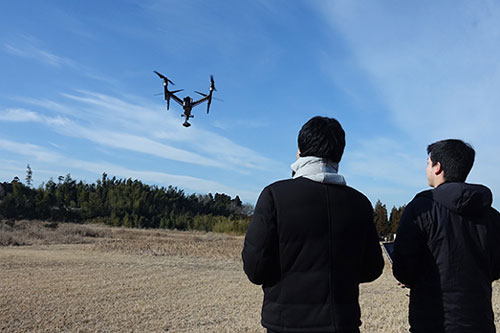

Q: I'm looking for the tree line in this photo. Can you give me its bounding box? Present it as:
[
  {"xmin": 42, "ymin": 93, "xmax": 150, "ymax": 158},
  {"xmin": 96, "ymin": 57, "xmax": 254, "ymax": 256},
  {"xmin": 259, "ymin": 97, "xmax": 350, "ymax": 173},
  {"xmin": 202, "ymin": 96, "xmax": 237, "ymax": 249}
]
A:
[
  {"xmin": 0, "ymin": 167, "xmax": 251, "ymax": 234},
  {"xmin": 0, "ymin": 165, "xmax": 406, "ymax": 238}
]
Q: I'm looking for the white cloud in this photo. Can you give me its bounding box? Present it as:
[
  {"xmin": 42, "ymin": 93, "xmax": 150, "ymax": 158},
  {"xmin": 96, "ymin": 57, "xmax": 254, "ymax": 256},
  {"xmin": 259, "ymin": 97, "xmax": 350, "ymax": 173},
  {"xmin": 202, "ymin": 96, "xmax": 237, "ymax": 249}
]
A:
[
  {"xmin": 12, "ymin": 97, "xmax": 74, "ymax": 115},
  {"xmin": 0, "ymin": 139, "xmax": 62, "ymax": 162},
  {"xmin": 4, "ymin": 43, "xmax": 74, "ymax": 68},
  {"xmin": 3, "ymin": 36, "xmax": 117, "ymax": 85},
  {"xmin": 0, "ymin": 108, "xmax": 42, "ymax": 122},
  {"xmin": 0, "ymin": 108, "xmax": 226, "ymax": 168},
  {"xmin": 1, "ymin": 91, "xmax": 283, "ymax": 173},
  {"xmin": 154, "ymin": 127, "xmax": 282, "ymax": 172},
  {"xmin": 71, "ymin": 124, "xmax": 227, "ymax": 168},
  {"xmin": 57, "ymin": 91, "xmax": 283, "ymax": 171}
]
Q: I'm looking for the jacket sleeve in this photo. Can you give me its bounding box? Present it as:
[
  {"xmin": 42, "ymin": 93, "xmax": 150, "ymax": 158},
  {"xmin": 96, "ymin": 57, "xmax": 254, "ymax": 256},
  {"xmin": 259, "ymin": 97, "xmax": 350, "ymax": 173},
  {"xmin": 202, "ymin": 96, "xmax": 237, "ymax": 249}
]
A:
[
  {"xmin": 392, "ymin": 201, "xmax": 427, "ymax": 286},
  {"xmin": 359, "ymin": 207, "xmax": 385, "ymax": 283},
  {"xmin": 241, "ymin": 186, "xmax": 280, "ymax": 285}
]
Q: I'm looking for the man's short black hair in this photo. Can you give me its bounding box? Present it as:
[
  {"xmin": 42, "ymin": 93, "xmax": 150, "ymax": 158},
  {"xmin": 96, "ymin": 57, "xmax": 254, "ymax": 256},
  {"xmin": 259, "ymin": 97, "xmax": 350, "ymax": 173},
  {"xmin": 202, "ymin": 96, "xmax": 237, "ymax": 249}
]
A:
[
  {"xmin": 298, "ymin": 116, "xmax": 345, "ymax": 163},
  {"xmin": 427, "ymin": 139, "xmax": 475, "ymax": 182}
]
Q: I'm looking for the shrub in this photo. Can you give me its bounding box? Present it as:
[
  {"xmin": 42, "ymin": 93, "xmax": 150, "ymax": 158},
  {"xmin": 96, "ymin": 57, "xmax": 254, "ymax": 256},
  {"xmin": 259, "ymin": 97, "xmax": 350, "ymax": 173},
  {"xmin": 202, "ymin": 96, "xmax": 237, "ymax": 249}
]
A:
[{"xmin": 212, "ymin": 216, "xmax": 250, "ymax": 235}]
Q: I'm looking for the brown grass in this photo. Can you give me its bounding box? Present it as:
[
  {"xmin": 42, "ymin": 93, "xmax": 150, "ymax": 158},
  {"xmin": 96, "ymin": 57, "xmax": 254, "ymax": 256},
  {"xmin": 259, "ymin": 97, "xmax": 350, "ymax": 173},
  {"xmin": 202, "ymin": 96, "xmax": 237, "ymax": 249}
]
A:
[
  {"xmin": 0, "ymin": 220, "xmax": 112, "ymax": 246},
  {"xmin": 1, "ymin": 221, "xmax": 500, "ymax": 332}
]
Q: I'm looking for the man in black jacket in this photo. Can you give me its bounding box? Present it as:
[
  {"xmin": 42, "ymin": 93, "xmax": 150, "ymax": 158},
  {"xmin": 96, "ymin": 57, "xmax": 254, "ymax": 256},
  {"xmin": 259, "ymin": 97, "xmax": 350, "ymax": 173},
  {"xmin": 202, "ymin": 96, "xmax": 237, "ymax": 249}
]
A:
[
  {"xmin": 242, "ymin": 116, "xmax": 384, "ymax": 333},
  {"xmin": 393, "ymin": 139, "xmax": 500, "ymax": 332}
]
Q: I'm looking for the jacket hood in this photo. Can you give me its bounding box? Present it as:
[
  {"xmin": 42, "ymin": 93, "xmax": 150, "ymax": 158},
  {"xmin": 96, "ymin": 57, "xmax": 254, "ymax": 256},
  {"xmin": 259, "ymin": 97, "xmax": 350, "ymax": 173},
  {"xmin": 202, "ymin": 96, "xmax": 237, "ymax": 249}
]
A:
[
  {"xmin": 420, "ymin": 182, "xmax": 492, "ymax": 215},
  {"xmin": 290, "ymin": 156, "xmax": 346, "ymax": 185}
]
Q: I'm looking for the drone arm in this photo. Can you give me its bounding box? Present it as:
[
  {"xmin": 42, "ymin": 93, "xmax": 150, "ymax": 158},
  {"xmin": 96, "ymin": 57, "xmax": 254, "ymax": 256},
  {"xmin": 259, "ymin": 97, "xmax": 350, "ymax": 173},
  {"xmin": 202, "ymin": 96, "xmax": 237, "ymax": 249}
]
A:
[
  {"xmin": 191, "ymin": 95, "xmax": 209, "ymax": 107},
  {"xmin": 169, "ymin": 93, "xmax": 184, "ymax": 106},
  {"xmin": 206, "ymin": 96, "xmax": 212, "ymax": 114}
]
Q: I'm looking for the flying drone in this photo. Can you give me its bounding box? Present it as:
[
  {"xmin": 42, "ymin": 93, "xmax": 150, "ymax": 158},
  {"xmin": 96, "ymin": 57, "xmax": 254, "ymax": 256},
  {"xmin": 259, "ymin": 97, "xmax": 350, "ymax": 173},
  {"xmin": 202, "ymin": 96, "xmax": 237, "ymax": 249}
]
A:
[{"xmin": 154, "ymin": 71, "xmax": 217, "ymax": 127}]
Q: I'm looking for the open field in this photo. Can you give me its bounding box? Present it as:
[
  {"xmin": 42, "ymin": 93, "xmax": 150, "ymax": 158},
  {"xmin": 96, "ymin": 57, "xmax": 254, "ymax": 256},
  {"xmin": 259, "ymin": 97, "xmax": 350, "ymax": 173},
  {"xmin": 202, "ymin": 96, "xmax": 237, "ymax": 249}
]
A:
[{"xmin": 1, "ymin": 221, "xmax": 500, "ymax": 332}]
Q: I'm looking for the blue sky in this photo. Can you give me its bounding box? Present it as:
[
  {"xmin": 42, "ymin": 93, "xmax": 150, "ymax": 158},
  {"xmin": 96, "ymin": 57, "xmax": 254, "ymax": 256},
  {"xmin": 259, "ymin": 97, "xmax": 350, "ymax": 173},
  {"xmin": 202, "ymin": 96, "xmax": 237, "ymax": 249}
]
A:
[{"xmin": 1, "ymin": 0, "xmax": 499, "ymax": 209}]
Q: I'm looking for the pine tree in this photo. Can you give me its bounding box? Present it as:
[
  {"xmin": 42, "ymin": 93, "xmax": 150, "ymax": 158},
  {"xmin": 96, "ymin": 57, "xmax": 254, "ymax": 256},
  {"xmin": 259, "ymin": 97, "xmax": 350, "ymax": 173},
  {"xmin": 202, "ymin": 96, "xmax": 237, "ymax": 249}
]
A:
[
  {"xmin": 25, "ymin": 164, "xmax": 33, "ymax": 187},
  {"xmin": 373, "ymin": 200, "xmax": 389, "ymax": 240},
  {"xmin": 389, "ymin": 205, "xmax": 405, "ymax": 234}
]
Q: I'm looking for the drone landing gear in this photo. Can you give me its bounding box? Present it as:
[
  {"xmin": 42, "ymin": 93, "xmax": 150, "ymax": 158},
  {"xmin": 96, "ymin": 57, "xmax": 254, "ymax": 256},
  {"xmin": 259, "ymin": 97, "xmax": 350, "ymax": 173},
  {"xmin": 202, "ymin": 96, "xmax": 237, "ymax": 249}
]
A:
[{"xmin": 181, "ymin": 113, "xmax": 193, "ymax": 128}]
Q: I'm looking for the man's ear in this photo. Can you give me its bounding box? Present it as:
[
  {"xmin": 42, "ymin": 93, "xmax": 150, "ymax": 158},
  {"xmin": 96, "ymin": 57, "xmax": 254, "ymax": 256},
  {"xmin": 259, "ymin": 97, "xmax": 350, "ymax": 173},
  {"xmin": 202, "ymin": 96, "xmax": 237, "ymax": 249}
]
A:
[{"xmin": 434, "ymin": 161, "xmax": 443, "ymax": 175}]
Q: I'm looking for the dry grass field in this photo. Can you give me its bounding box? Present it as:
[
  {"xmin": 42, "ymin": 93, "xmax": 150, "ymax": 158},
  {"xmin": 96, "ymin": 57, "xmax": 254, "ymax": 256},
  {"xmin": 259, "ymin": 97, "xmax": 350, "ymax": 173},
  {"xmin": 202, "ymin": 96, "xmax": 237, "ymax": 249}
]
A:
[{"xmin": 1, "ymin": 220, "xmax": 500, "ymax": 332}]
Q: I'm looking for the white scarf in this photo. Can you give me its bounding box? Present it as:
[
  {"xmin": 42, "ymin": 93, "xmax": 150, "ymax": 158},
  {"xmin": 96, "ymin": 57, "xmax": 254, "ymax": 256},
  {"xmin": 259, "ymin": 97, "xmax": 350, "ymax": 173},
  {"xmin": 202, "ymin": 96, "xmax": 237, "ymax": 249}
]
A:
[{"xmin": 290, "ymin": 156, "xmax": 346, "ymax": 185}]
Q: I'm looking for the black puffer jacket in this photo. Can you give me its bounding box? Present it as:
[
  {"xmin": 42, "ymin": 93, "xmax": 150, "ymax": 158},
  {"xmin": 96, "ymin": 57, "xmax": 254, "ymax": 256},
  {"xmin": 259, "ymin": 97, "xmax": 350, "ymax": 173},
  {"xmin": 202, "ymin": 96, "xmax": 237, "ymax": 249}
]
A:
[
  {"xmin": 242, "ymin": 177, "xmax": 384, "ymax": 332},
  {"xmin": 393, "ymin": 182, "xmax": 500, "ymax": 333}
]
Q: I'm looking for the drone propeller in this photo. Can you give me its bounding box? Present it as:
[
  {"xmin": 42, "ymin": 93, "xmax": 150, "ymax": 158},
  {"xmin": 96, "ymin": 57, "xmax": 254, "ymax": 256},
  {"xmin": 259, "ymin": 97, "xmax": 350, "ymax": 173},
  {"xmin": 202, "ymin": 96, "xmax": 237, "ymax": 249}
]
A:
[
  {"xmin": 154, "ymin": 71, "xmax": 174, "ymax": 85},
  {"xmin": 170, "ymin": 89, "xmax": 184, "ymax": 94},
  {"xmin": 196, "ymin": 91, "xmax": 223, "ymax": 102},
  {"xmin": 210, "ymin": 75, "xmax": 216, "ymax": 91}
]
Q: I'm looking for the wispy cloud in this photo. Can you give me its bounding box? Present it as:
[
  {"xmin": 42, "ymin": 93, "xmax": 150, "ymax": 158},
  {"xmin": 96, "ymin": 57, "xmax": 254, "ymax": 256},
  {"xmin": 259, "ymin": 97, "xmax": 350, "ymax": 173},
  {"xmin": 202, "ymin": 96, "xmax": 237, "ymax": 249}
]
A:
[
  {"xmin": 3, "ymin": 35, "xmax": 117, "ymax": 85},
  {"xmin": 0, "ymin": 108, "xmax": 42, "ymax": 122},
  {"xmin": 12, "ymin": 97, "xmax": 76, "ymax": 116},
  {"xmin": 0, "ymin": 107, "xmax": 70, "ymax": 127},
  {"xmin": 4, "ymin": 43, "xmax": 74, "ymax": 68},
  {"xmin": 61, "ymin": 91, "xmax": 280, "ymax": 171},
  {"xmin": 0, "ymin": 108, "xmax": 226, "ymax": 168},
  {"xmin": 0, "ymin": 138, "xmax": 62, "ymax": 162},
  {"xmin": 0, "ymin": 90, "xmax": 283, "ymax": 173},
  {"xmin": 153, "ymin": 127, "xmax": 282, "ymax": 171}
]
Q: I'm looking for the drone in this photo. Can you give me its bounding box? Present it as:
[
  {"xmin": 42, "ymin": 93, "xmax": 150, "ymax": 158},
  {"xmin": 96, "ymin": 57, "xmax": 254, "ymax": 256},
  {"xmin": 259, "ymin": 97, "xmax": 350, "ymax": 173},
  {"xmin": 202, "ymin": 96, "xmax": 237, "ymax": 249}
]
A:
[{"xmin": 154, "ymin": 71, "xmax": 217, "ymax": 127}]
